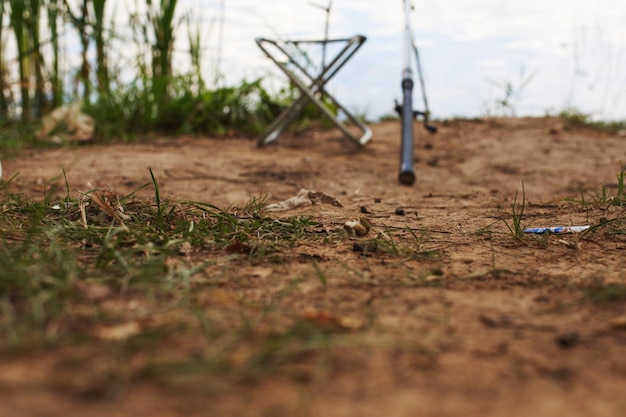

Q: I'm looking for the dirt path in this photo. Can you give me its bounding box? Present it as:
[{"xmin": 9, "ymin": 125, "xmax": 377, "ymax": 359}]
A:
[{"xmin": 1, "ymin": 117, "xmax": 626, "ymax": 416}]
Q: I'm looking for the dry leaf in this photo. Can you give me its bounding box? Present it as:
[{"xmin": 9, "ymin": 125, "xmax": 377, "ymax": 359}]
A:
[
  {"xmin": 265, "ymin": 190, "xmax": 312, "ymax": 211},
  {"xmin": 265, "ymin": 189, "xmax": 342, "ymax": 211},
  {"xmin": 164, "ymin": 256, "xmax": 181, "ymax": 273},
  {"xmin": 225, "ymin": 240, "xmax": 253, "ymax": 254},
  {"xmin": 337, "ymin": 316, "xmax": 364, "ymax": 330},
  {"xmin": 307, "ymin": 190, "xmax": 343, "ymax": 207},
  {"xmin": 37, "ymin": 103, "xmax": 94, "ymax": 143},
  {"xmin": 301, "ymin": 309, "xmax": 363, "ymax": 331},
  {"xmin": 75, "ymin": 281, "xmax": 111, "ymax": 302},
  {"xmin": 179, "ymin": 241, "xmax": 193, "ymax": 257},
  {"xmin": 95, "ymin": 322, "xmax": 140, "ymax": 341},
  {"xmin": 610, "ymin": 316, "xmax": 626, "ymax": 330},
  {"xmin": 90, "ymin": 191, "xmax": 129, "ymax": 231},
  {"xmin": 78, "ymin": 194, "xmax": 89, "ymax": 228},
  {"xmin": 248, "ymin": 267, "xmax": 273, "ymax": 279},
  {"xmin": 344, "ymin": 217, "xmax": 371, "ymax": 236}
]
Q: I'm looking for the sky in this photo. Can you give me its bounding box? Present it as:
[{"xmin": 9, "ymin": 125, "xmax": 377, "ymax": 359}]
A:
[
  {"xmin": 163, "ymin": 0, "xmax": 625, "ymax": 121},
  {"xmin": 45, "ymin": 0, "xmax": 626, "ymax": 122}
]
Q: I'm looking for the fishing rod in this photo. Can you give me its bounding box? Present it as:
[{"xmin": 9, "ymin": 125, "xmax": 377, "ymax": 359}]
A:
[{"xmin": 396, "ymin": 0, "xmax": 437, "ymax": 185}]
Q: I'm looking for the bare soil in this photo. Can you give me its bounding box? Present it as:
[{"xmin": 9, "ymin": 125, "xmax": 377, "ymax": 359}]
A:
[{"xmin": 1, "ymin": 117, "xmax": 626, "ymax": 417}]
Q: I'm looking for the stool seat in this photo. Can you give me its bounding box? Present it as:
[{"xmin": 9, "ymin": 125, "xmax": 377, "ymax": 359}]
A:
[{"xmin": 255, "ymin": 35, "xmax": 372, "ymax": 147}]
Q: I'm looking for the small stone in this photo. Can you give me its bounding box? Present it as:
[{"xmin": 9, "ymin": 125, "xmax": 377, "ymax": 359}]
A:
[
  {"xmin": 344, "ymin": 218, "xmax": 371, "ymax": 237},
  {"xmin": 395, "ymin": 207, "xmax": 405, "ymax": 216},
  {"xmin": 352, "ymin": 241, "xmax": 377, "ymax": 253},
  {"xmin": 427, "ymin": 157, "xmax": 439, "ymax": 167},
  {"xmin": 555, "ymin": 331, "xmax": 580, "ymax": 349},
  {"xmin": 178, "ymin": 241, "xmax": 193, "ymax": 256},
  {"xmin": 610, "ymin": 316, "xmax": 626, "ymax": 330},
  {"xmin": 479, "ymin": 314, "xmax": 499, "ymax": 328}
]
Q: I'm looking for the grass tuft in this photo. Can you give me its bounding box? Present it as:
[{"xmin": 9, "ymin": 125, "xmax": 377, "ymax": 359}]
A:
[
  {"xmin": 502, "ymin": 181, "xmax": 526, "ymax": 240},
  {"xmin": 0, "ymin": 173, "xmax": 340, "ymax": 348}
]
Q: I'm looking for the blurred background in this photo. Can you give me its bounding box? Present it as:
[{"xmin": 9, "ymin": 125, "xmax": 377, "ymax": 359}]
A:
[
  {"xmin": 0, "ymin": 0, "xmax": 624, "ymax": 141},
  {"xmin": 203, "ymin": 0, "xmax": 626, "ymax": 121}
]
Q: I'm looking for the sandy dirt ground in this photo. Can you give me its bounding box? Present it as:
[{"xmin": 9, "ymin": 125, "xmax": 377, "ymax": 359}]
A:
[{"xmin": 1, "ymin": 117, "xmax": 626, "ymax": 416}]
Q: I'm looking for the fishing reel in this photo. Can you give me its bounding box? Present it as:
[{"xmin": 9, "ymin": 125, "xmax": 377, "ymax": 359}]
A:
[{"xmin": 394, "ymin": 100, "xmax": 438, "ymax": 134}]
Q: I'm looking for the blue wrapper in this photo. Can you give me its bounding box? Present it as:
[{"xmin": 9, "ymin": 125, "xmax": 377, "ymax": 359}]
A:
[{"xmin": 523, "ymin": 226, "xmax": 590, "ymax": 234}]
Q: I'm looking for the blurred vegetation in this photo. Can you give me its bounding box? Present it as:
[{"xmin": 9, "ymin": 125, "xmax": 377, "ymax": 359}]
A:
[
  {"xmin": 0, "ymin": 0, "xmax": 300, "ymax": 148},
  {"xmin": 2, "ymin": 1, "xmax": 621, "ymax": 155},
  {"xmin": 558, "ymin": 108, "xmax": 626, "ymax": 134}
]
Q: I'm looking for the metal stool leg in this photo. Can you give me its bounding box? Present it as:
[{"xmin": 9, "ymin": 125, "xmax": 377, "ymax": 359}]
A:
[{"xmin": 256, "ymin": 35, "xmax": 372, "ymax": 147}]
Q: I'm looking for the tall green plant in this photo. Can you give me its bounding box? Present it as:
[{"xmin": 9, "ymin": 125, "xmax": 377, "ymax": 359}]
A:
[
  {"xmin": 8, "ymin": 0, "xmax": 30, "ymax": 120},
  {"xmin": 91, "ymin": 0, "xmax": 110, "ymax": 98},
  {"xmin": 64, "ymin": 0, "xmax": 91, "ymax": 102},
  {"xmin": 148, "ymin": 0, "xmax": 179, "ymax": 111},
  {"xmin": 3, "ymin": 0, "xmax": 60, "ymax": 119},
  {"xmin": 0, "ymin": 1, "xmax": 8, "ymax": 118},
  {"xmin": 46, "ymin": 0, "xmax": 63, "ymax": 108},
  {"xmin": 25, "ymin": 0, "xmax": 46, "ymax": 117},
  {"xmin": 185, "ymin": 14, "xmax": 204, "ymax": 91},
  {"xmin": 0, "ymin": 0, "xmax": 314, "ymax": 139},
  {"xmin": 503, "ymin": 181, "xmax": 526, "ymax": 240},
  {"xmin": 6, "ymin": 0, "xmax": 49, "ymax": 119}
]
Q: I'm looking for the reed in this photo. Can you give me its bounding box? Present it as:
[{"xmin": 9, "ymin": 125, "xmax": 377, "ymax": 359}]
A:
[
  {"xmin": 8, "ymin": 0, "xmax": 30, "ymax": 120},
  {"xmin": 91, "ymin": 0, "xmax": 110, "ymax": 98},
  {"xmin": 0, "ymin": 0, "xmax": 292, "ymax": 142},
  {"xmin": 0, "ymin": 1, "xmax": 8, "ymax": 118},
  {"xmin": 63, "ymin": 0, "xmax": 92, "ymax": 102},
  {"xmin": 47, "ymin": 0, "xmax": 63, "ymax": 108},
  {"xmin": 26, "ymin": 0, "xmax": 46, "ymax": 117},
  {"xmin": 185, "ymin": 14, "xmax": 205, "ymax": 91},
  {"xmin": 148, "ymin": 0, "xmax": 179, "ymax": 114},
  {"xmin": 2, "ymin": 0, "xmax": 53, "ymax": 120}
]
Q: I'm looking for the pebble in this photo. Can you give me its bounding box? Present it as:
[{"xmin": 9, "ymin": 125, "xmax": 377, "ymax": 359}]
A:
[{"xmin": 555, "ymin": 331, "xmax": 580, "ymax": 349}]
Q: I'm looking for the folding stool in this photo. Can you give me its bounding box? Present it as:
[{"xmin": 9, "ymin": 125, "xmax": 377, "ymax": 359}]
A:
[{"xmin": 255, "ymin": 35, "xmax": 372, "ymax": 147}]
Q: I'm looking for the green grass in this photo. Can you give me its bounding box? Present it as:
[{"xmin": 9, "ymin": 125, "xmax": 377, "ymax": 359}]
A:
[
  {"xmin": 499, "ymin": 174, "xmax": 626, "ymax": 245},
  {"xmin": 0, "ymin": 167, "xmax": 454, "ymax": 352},
  {"xmin": 502, "ymin": 181, "xmax": 527, "ymax": 240},
  {"xmin": 559, "ymin": 108, "xmax": 626, "ymax": 133},
  {"xmin": 583, "ymin": 282, "xmax": 626, "ymax": 304},
  {"xmin": 1, "ymin": 172, "xmax": 446, "ymax": 392},
  {"xmin": 2, "ymin": 166, "xmax": 622, "ymax": 392},
  {"xmin": 0, "ymin": 171, "xmax": 347, "ymax": 346},
  {"xmin": 0, "ymin": 1, "xmax": 324, "ymax": 150},
  {"xmin": 563, "ymin": 169, "xmax": 626, "ymax": 238}
]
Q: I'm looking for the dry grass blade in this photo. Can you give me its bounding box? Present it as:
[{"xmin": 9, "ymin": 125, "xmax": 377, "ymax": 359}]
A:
[
  {"xmin": 89, "ymin": 190, "xmax": 129, "ymax": 231},
  {"xmin": 78, "ymin": 192, "xmax": 89, "ymax": 228}
]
